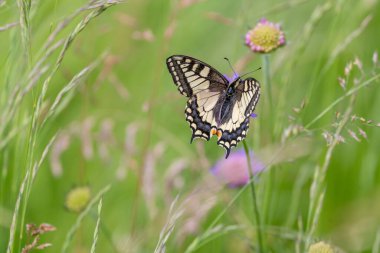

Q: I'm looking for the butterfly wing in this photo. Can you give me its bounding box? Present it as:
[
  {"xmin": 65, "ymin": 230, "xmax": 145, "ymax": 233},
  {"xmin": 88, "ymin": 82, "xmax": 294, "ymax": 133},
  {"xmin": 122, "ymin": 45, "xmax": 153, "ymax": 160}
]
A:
[
  {"xmin": 166, "ymin": 55, "xmax": 260, "ymax": 158},
  {"xmin": 216, "ymin": 78, "xmax": 260, "ymax": 158},
  {"xmin": 166, "ymin": 55, "xmax": 228, "ymax": 97},
  {"xmin": 167, "ymin": 55, "xmax": 229, "ymax": 142}
]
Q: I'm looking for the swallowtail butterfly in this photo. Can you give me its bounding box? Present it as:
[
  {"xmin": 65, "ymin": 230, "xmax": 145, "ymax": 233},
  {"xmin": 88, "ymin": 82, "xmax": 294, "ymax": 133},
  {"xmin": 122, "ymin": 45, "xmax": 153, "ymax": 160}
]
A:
[{"xmin": 166, "ymin": 55, "xmax": 260, "ymax": 158}]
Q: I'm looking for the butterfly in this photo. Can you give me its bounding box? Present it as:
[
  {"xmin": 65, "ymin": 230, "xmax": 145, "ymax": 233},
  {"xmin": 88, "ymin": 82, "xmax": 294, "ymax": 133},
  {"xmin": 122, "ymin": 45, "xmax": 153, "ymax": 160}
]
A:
[{"xmin": 166, "ymin": 55, "xmax": 260, "ymax": 158}]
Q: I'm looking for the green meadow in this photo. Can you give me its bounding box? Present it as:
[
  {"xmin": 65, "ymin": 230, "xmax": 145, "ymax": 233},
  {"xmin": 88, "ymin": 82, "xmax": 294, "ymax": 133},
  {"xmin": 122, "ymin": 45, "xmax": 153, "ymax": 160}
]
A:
[{"xmin": 1, "ymin": 0, "xmax": 380, "ymax": 252}]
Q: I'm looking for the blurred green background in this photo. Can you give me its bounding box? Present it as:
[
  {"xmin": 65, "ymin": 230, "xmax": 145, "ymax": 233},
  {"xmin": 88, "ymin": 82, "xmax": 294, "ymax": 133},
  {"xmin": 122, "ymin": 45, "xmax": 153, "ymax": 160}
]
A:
[{"xmin": 1, "ymin": 0, "xmax": 380, "ymax": 252}]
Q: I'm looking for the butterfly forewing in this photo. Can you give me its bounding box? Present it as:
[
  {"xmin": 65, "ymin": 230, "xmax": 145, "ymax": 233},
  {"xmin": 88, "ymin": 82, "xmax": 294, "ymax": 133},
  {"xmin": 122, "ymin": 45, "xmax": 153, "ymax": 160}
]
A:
[
  {"xmin": 166, "ymin": 55, "xmax": 228, "ymax": 97},
  {"xmin": 167, "ymin": 55, "xmax": 228, "ymax": 142},
  {"xmin": 166, "ymin": 55, "xmax": 260, "ymax": 158}
]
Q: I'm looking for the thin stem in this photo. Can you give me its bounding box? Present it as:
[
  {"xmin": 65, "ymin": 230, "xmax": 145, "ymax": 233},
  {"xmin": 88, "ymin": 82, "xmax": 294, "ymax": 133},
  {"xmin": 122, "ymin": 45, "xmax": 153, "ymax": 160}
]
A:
[
  {"xmin": 61, "ymin": 185, "xmax": 111, "ymax": 253},
  {"xmin": 262, "ymin": 54, "xmax": 273, "ymax": 121},
  {"xmin": 305, "ymin": 87, "xmax": 357, "ymax": 249},
  {"xmin": 305, "ymin": 73, "xmax": 380, "ymax": 129},
  {"xmin": 261, "ymin": 54, "xmax": 274, "ymax": 228},
  {"xmin": 89, "ymin": 210, "xmax": 119, "ymax": 253},
  {"xmin": 243, "ymin": 140, "xmax": 264, "ymax": 253},
  {"xmin": 185, "ymin": 177, "xmax": 252, "ymax": 253}
]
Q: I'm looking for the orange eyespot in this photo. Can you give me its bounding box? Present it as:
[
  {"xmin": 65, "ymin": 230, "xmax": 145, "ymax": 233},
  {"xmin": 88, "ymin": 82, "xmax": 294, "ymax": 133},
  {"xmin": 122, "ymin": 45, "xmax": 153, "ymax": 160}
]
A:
[
  {"xmin": 210, "ymin": 128, "xmax": 223, "ymax": 140},
  {"xmin": 216, "ymin": 130, "xmax": 223, "ymax": 140}
]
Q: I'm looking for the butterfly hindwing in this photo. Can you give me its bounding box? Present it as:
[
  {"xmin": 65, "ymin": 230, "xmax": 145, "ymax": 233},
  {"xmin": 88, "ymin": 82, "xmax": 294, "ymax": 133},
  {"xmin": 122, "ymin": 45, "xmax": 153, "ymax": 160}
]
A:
[
  {"xmin": 185, "ymin": 97, "xmax": 212, "ymax": 142},
  {"xmin": 217, "ymin": 117, "xmax": 250, "ymax": 158}
]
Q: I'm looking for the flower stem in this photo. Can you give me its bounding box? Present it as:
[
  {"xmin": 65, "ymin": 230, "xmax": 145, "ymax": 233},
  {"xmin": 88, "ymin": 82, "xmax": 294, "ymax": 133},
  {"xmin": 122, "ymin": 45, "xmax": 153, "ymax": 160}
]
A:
[
  {"xmin": 261, "ymin": 54, "xmax": 274, "ymax": 229},
  {"xmin": 262, "ymin": 54, "xmax": 273, "ymax": 138},
  {"xmin": 243, "ymin": 140, "xmax": 264, "ymax": 253}
]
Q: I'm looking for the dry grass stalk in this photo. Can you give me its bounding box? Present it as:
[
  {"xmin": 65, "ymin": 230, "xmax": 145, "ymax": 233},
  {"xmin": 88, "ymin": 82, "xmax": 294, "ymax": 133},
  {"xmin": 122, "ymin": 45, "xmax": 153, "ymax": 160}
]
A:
[
  {"xmin": 325, "ymin": 15, "xmax": 373, "ymax": 70},
  {"xmin": 0, "ymin": 22, "xmax": 19, "ymax": 32},
  {"xmin": 21, "ymin": 223, "xmax": 56, "ymax": 253},
  {"xmin": 306, "ymin": 81, "xmax": 358, "ymax": 249}
]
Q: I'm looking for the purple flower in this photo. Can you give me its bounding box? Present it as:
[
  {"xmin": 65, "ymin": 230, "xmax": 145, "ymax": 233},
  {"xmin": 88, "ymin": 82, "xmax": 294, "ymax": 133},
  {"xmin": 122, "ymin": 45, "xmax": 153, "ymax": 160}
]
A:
[
  {"xmin": 245, "ymin": 18, "xmax": 286, "ymax": 53},
  {"xmin": 210, "ymin": 149, "xmax": 264, "ymax": 188}
]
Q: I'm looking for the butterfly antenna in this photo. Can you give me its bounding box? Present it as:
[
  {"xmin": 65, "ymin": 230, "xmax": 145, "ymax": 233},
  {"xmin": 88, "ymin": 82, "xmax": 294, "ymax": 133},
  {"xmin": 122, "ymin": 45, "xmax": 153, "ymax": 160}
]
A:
[
  {"xmin": 240, "ymin": 67, "xmax": 262, "ymax": 78},
  {"xmin": 224, "ymin": 57, "xmax": 239, "ymax": 78}
]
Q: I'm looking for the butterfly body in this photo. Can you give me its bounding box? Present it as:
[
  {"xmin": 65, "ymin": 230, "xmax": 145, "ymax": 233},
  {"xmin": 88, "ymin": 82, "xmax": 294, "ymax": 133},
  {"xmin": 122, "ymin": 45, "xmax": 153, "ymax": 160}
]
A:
[
  {"xmin": 166, "ymin": 55, "xmax": 260, "ymax": 158},
  {"xmin": 217, "ymin": 79, "xmax": 240, "ymax": 126}
]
